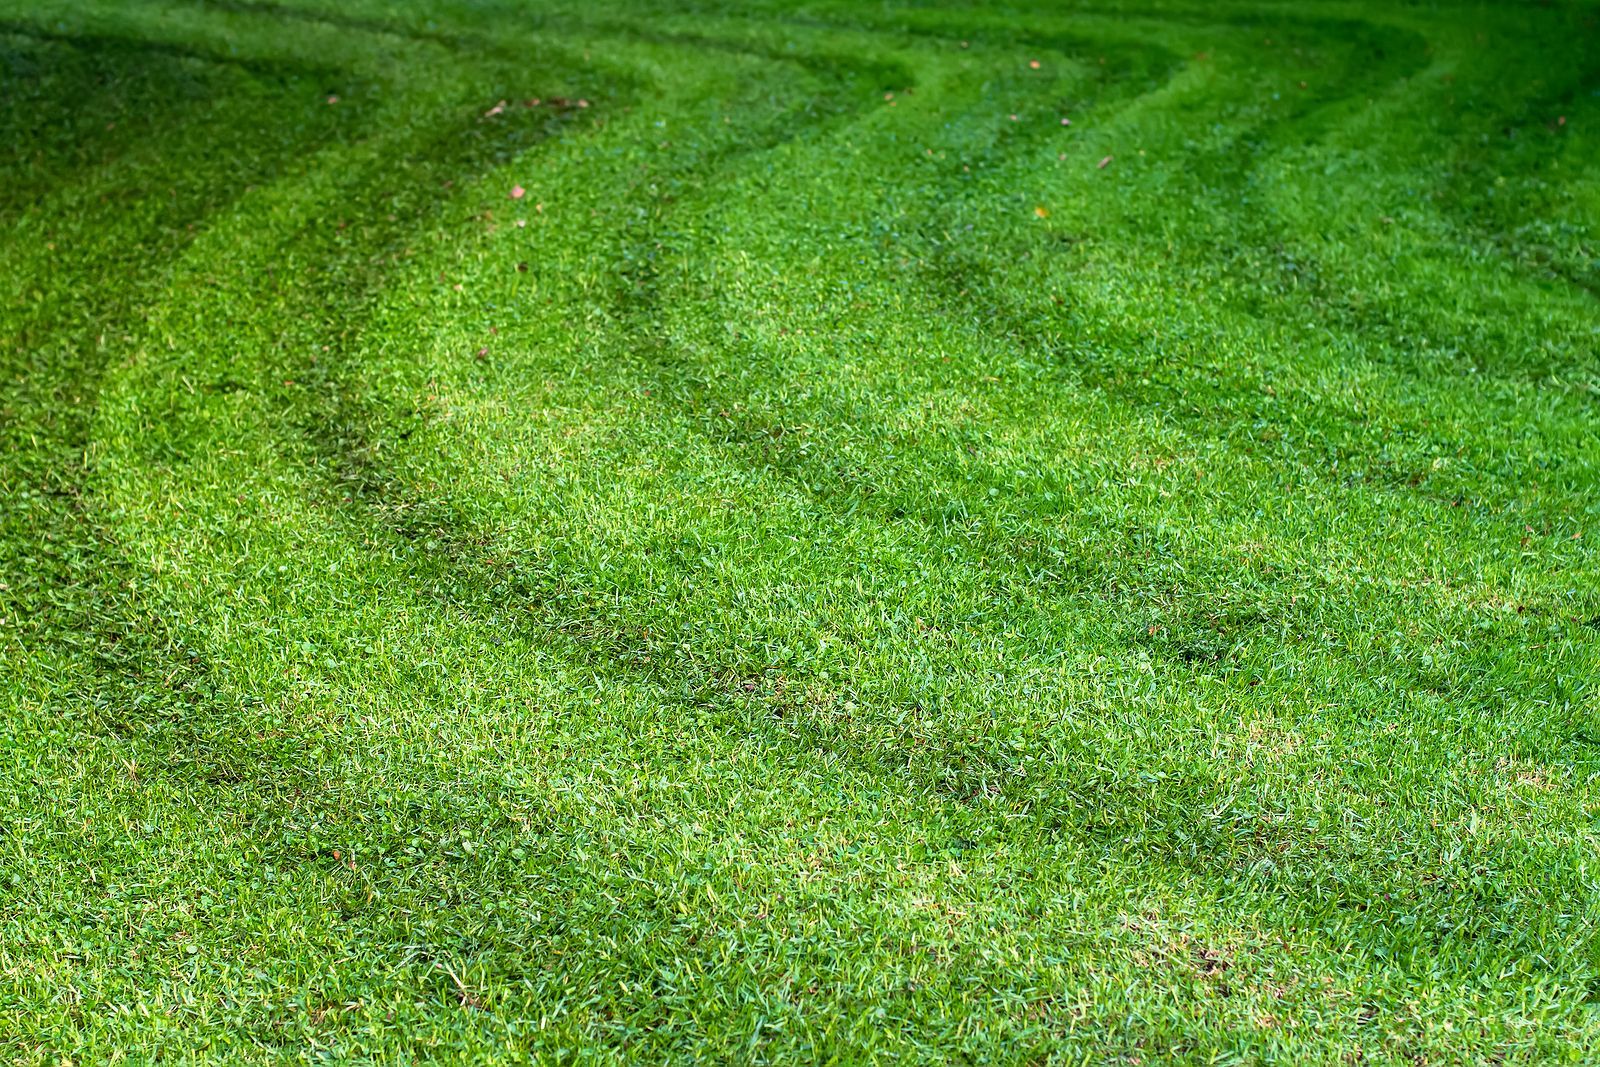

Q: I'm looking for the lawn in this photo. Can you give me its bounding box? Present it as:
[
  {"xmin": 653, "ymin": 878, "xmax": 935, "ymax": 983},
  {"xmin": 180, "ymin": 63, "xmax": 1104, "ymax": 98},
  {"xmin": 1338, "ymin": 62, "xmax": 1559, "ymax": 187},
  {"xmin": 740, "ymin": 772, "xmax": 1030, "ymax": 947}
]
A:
[{"xmin": 2, "ymin": 0, "xmax": 1598, "ymax": 1061}]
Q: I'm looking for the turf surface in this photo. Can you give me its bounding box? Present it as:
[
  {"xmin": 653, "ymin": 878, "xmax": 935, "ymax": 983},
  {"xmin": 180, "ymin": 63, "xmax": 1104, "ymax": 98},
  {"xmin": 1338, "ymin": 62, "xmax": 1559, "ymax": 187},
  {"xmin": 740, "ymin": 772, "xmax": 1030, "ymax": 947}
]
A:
[{"xmin": 2, "ymin": 0, "xmax": 1598, "ymax": 1061}]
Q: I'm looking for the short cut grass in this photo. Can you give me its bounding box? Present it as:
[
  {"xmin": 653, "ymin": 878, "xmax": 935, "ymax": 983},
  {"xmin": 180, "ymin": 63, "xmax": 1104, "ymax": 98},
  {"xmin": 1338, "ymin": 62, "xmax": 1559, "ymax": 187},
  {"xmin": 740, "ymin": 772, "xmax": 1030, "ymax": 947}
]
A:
[{"xmin": 2, "ymin": 0, "xmax": 1598, "ymax": 1062}]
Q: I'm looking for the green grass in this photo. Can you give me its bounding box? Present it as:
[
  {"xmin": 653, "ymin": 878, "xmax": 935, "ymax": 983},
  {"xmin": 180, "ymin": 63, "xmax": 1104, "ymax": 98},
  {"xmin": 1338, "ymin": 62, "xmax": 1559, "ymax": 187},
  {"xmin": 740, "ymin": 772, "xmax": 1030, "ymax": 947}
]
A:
[{"xmin": 2, "ymin": 0, "xmax": 1598, "ymax": 1061}]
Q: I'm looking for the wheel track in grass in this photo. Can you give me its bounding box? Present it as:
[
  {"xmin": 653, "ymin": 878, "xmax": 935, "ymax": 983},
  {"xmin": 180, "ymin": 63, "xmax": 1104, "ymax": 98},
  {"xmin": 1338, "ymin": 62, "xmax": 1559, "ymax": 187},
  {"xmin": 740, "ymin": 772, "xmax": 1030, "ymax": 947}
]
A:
[
  {"xmin": 258, "ymin": 2, "xmax": 1599, "ymax": 970},
  {"xmin": 576, "ymin": 6, "xmax": 1600, "ymax": 959},
  {"xmin": 0, "ymin": 0, "xmax": 1236, "ymax": 997},
  {"xmin": 28, "ymin": 0, "xmax": 1600, "ymax": 902},
  {"xmin": 0, "ymin": 25, "xmax": 372, "ymax": 751},
  {"xmin": 0, "ymin": 0, "xmax": 915, "ymax": 813},
  {"xmin": 494, "ymin": 8, "xmax": 1590, "ymax": 747},
  {"xmin": 1, "ymin": 0, "xmax": 1599, "ymax": 1059},
  {"xmin": 12, "ymin": 0, "xmax": 1569, "ymax": 757},
  {"xmin": 0, "ymin": 0, "xmax": 640, "ymax": 839},
  {"xmin": 0, "ymin": 14, "xmax": 1030, "ymax": 1043}
]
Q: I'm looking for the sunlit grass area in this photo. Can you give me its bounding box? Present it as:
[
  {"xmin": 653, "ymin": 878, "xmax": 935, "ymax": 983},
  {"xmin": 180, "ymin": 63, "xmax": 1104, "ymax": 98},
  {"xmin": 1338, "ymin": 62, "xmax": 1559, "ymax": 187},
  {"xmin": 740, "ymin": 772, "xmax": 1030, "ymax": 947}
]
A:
[{"xmin": 2, "ymin": 0, "xmax": 1598, "ymax": 1061}]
